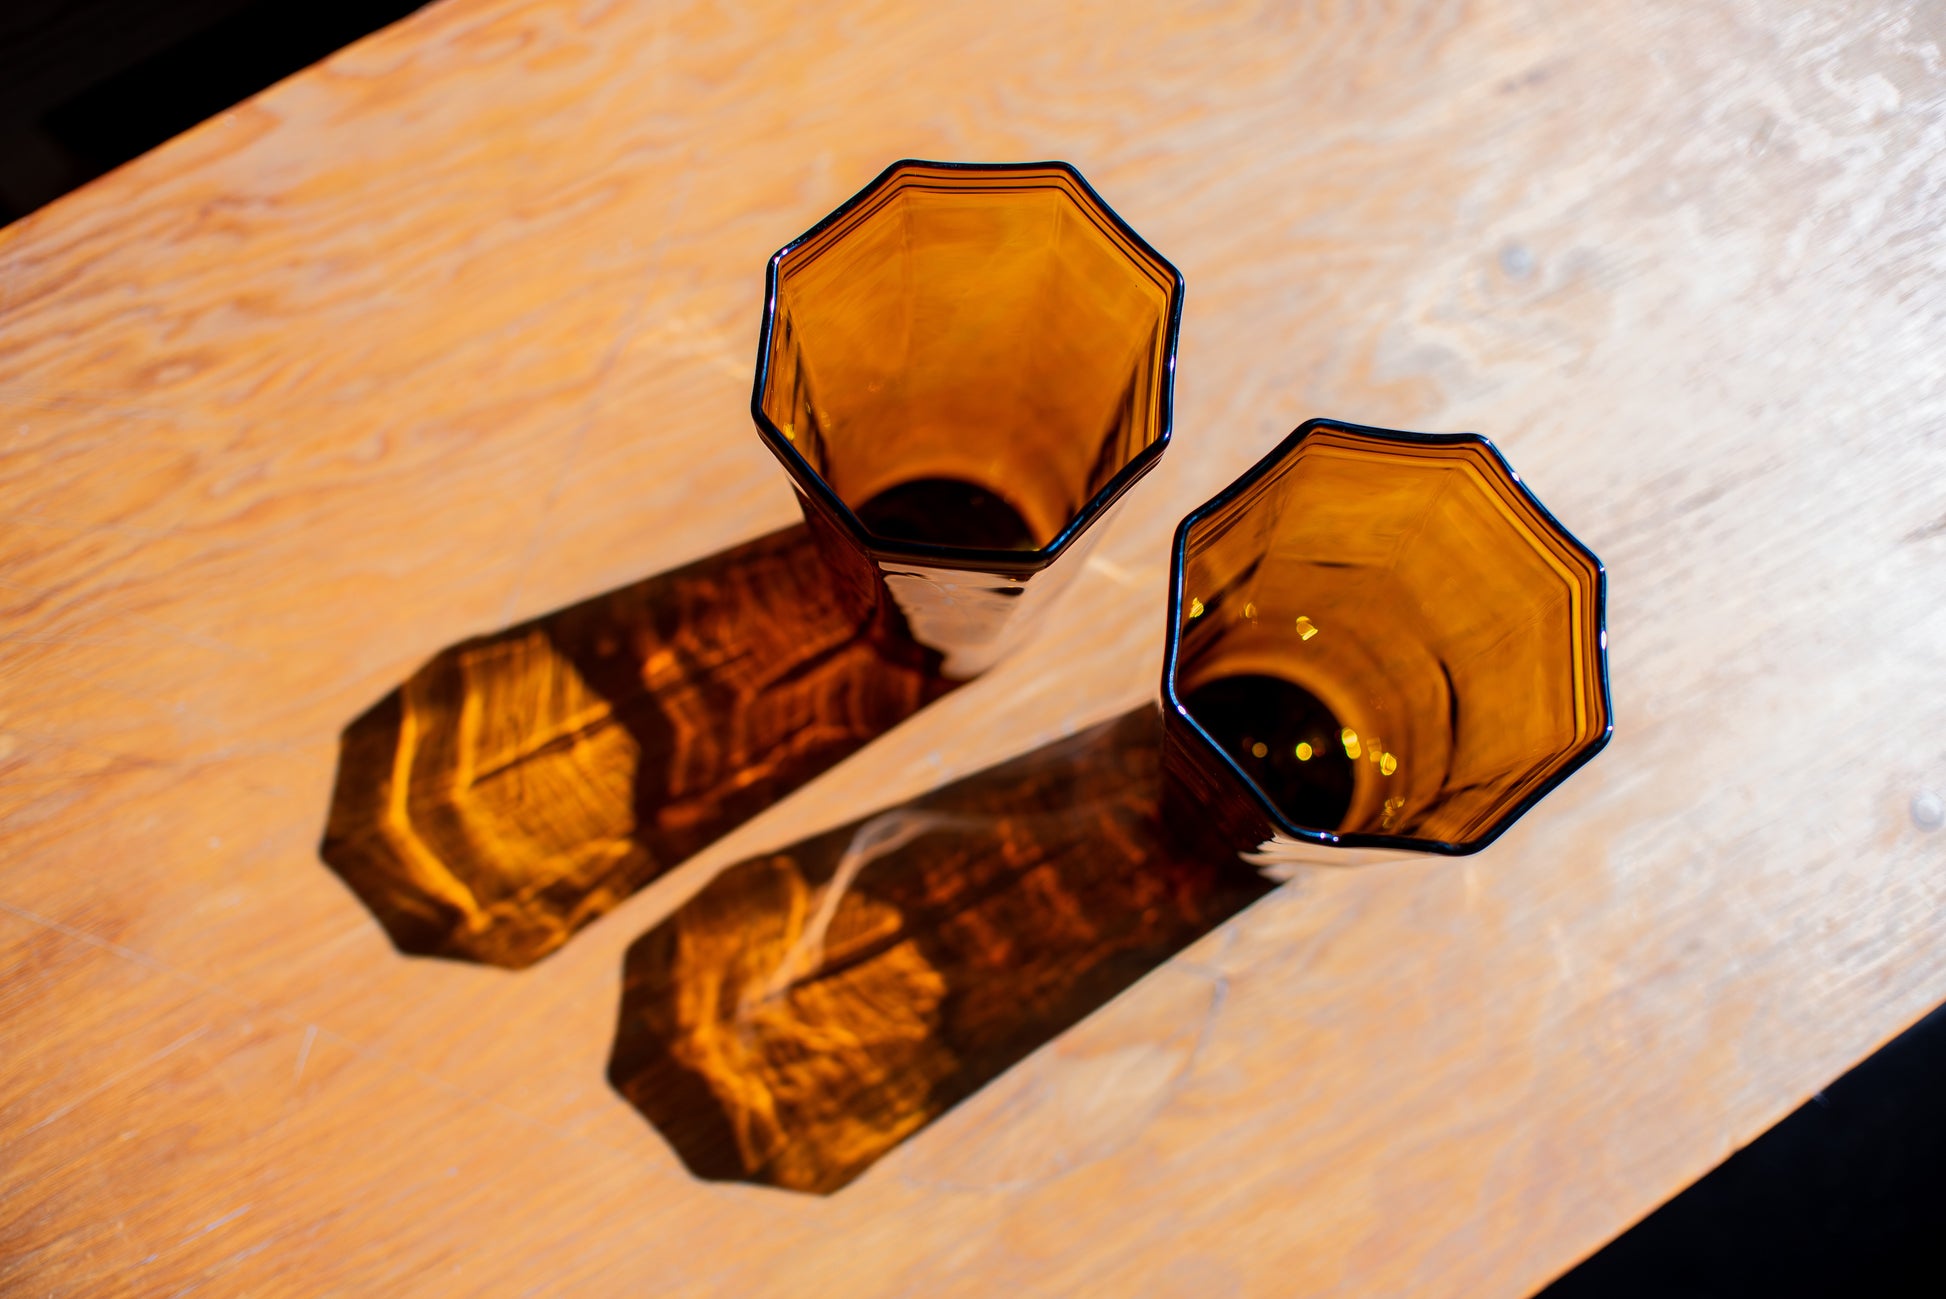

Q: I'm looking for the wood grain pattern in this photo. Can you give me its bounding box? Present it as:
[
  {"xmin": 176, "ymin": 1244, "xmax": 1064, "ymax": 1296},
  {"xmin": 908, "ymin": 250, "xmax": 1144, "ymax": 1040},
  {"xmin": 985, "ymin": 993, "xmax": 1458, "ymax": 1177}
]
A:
[{"xmin": 3, "ymin": 0, "xmax": 1944, "ymax": 1295}]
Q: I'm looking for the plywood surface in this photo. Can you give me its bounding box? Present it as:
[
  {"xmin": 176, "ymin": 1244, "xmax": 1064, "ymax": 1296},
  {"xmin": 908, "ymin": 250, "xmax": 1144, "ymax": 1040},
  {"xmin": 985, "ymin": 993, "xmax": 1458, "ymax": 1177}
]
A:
[{"xmin": 4, "ymin": 0, "xmax": 1945, "ymax": 1294}]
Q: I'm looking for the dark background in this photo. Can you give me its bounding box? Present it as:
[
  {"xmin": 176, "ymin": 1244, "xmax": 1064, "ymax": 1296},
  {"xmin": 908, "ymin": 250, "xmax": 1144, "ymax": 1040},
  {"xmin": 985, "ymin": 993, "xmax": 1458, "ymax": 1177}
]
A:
[
  {"xmin": 1539, "ymin": 1004, "xmax": 1946, "ymax": 1298},
  {"xmin": 4, "ymin": 4, "xmax": 1944, "ymax": 1294},
  {"xmin": 0, "ymin": 0, "xmax": 427, "ymax": 223}
]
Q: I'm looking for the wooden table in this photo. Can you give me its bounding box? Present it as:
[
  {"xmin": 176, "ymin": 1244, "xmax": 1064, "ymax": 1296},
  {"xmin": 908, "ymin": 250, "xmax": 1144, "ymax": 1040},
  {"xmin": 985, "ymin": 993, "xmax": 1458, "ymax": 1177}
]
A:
[{"xmin": 5, "ymin": 0, "xmax": 1944, "ymax": 1293}]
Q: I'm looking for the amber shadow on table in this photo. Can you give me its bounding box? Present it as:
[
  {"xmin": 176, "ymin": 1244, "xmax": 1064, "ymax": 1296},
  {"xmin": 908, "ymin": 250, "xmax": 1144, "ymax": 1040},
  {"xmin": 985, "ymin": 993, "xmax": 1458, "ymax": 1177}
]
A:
[
  {"xmin": 606, "ymin": 706, "xmax": 1274, "ymax": 1195},
  {"xmin": 319, "ymin": 525, "xmax": 958, "ymax": 969}
]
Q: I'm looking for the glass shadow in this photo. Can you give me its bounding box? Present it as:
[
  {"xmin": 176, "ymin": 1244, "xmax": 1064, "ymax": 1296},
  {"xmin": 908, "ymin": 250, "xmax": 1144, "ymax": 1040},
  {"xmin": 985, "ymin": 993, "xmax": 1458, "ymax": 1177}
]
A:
[
  {"xmin": 606, "ymin": 706, "xmax": 1276, "ymax": 1195},
  {"xmin": 319, "ymin": 524, "xmax": 959, "ymax": 969}
]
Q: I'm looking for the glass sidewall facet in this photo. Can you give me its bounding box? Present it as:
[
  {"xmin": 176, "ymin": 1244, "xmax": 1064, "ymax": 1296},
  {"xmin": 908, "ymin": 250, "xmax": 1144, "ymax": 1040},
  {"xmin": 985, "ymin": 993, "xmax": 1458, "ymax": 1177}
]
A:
[
  {"xmin": 1161, "ymin": 419, "xmax": 1613, "ymax": 861},
  {"xmin": 752, "ymin": 160, "xmax": 1184, "ymax": 678}
]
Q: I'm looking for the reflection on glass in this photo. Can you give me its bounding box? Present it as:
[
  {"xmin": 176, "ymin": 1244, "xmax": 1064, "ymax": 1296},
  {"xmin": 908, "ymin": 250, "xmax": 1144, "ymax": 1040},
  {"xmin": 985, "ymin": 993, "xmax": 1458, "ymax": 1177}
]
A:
[
  {"xmin": 319, "ymin": 525, "xmax": 959, "ymax": 969},
  {"xmin": 754, "ymin": 160, "xmax": 1184, "ymax": 677},
  {"xmin": 1163, "ymin": 419, "xmax": 1612, "ymax": 861},
  {"xmin": 606, "ymin": 707, "xmax": 1273, "ymax": 1194}
]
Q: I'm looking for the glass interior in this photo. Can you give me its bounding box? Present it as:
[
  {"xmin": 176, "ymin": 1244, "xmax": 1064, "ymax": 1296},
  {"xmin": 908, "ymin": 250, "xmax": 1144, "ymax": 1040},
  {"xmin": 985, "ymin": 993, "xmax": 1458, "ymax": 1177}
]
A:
[
  {"xmin": 759, "ymin": 163, "xmax": 1179, "ymax": 552},
  {"xmin": 1172, "ymin": 425, "xmax": 1607, "ymax": 846}
]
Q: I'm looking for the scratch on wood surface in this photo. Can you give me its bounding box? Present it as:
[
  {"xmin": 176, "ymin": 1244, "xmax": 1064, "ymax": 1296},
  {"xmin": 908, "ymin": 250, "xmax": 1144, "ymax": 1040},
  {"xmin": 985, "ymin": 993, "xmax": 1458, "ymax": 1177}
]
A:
[
  {"xmin": 134, "ymin": 1203, "xmax": 256, "ymax": 1290},
  {"xmin": 169, "ymin": 1239, "xmax": 276, "ymax": 1297},
  {"xmin": 0, "ymin": 897, "xmax": 200, "ymax": 983},
  {"xmin": 185, "ymin": 1204, "xmax": 252, "ymax": 1239},
  {"xmin": 26, "ymin": 1027, "xmax": 211, "ymax": 1134},
  {"xmin": 294, "ymin": 1024, "xmax": 318, "ymax": 1080}
]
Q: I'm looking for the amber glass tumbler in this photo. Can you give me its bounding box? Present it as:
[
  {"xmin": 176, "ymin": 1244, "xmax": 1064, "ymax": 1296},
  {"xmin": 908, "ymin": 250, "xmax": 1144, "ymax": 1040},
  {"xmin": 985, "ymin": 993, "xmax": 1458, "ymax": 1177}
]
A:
[
  {"xmin": 753, "ymin": 160, "xmax": 1184, "ymax": 677},
  {"xmin": 1162, "ymin": 419, "xmax": 1611, "ymax": 860}
]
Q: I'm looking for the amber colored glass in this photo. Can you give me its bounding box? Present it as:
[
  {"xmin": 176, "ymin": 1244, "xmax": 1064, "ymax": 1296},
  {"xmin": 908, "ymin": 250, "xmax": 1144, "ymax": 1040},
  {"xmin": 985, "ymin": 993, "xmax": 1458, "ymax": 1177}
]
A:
[
  {"xmin": 1162, "ymin": 419, "xmax": 1612, "ymax": 858},
  {"xmin": 754, "ymin": 160, "xmax": 1184, "ymax": 677}
]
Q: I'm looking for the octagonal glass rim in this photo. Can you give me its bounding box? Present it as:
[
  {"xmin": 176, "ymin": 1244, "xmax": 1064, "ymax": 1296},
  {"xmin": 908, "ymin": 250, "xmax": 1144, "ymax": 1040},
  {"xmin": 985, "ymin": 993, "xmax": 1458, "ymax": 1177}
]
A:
[
  {"xmin": 750, "ymin": 158, "xmax": 1186, "ymax": 576},
  {"xmin": 1161, "ymin": 417, "xmax": 1615, "ymax": 856}
]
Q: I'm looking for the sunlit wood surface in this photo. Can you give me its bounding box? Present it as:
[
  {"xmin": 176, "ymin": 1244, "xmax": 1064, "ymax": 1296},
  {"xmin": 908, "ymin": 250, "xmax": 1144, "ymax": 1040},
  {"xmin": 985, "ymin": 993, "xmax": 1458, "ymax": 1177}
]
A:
[{"xmin": 4, "ymin": 0, "xmax": 1944, "ymax": 1293}]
